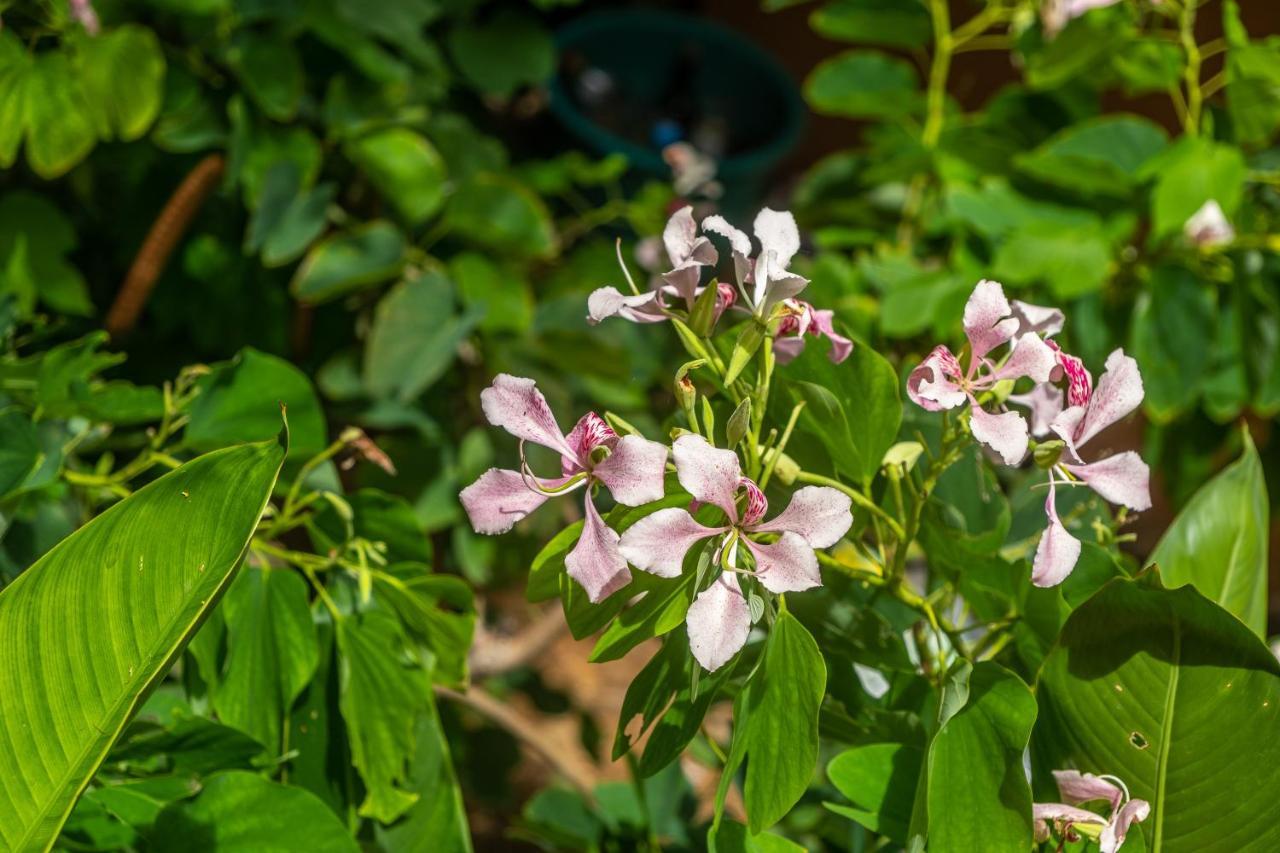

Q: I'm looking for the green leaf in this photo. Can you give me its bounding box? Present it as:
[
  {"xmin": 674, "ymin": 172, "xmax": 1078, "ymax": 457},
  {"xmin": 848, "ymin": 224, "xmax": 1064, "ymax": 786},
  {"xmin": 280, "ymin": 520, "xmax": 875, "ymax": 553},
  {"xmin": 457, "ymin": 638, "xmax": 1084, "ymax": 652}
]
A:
[
  {"xmin": 213, "ymin": 567, "xmax": 319, "ymax": 752},
  {"xmin": 1015, "ymin": 115, "xmax": 1167, "ymax": 198},
  {"xmin": 707, "ymin": 818, "xmax": 806, "ymax": 852},
  {"xmin": 363, "ymin": 271, "xmax": 478, "ymax": 402},
  {"xmin": 336, "ymin": 609, "xmax": 433, "ymax": 823},
  {"xmin": 991, "ymin": 217, "xmax": 1118, "ymax": 299},
  {"xmin": 612, "ymin": 628, "xmax": 737, "ymax": 777},
  {"xmin": 1026, "ymin": 16, "xmax": 1129, "ymax": 89},
  {"xmin": 449, "ymin": 251, "xmax": 533, "ymax": 333},
  {"xmin": 346, "ymin": 128, "xmax": 447, "ymax": 226},
  {"xmin": 1128, "ymin": 266, "xmax": 1215, "ymax": 423},
  {"xmin": 373, "ymin": 564, "xmax": 475, "ymax": 689},
  {"xmin": 0, "ymin": 191, "xmax": 90, "ymax": 317},
  {"xmin": 74, "ymin": 25, "xmax": 166, "ymax": 141},
  {"xmin": 0, "ymin": 409, "xmax": 40, "ymax": 499},
  {"xmin": 724, "ymin": 319, "xmax": 767, "ymax": 386},
  {"xmin": 22, "ymin": 52, "xmax": 96, "ymax": 178},
  {"xmin": 1226, "ymin": 42, "xmax": 1280, "ymax": 146},
  {"xmin": 0, "ymin": 431, "xmax": 287, "ymax": 851},
  {"xmin": 1035, "ymin": 579, "xmax": 1280, "ymax": 852},
  {"xmin": 744, "ymin": 611, "xmax": 826, "ymax": 833},
  {"xmin": 804, "ymin": 50, "xmax": 919, "ymax": 119},
  {"xmin": 444, "ymin": 173, "xmax": 556, "ymax": 258},
  {"xmin": 917, "ymin": 662, "xmax": 1035, "ymax": 853},
  {"xmin": 589, "ymin": 570, "xmax": 695, "ymax": 664},
  {"xmin": 374, "ymin": 696, "xmax": 473, "ymax": 853},
  {"xmin": 228, "ymin": 30, "xmax": 303, "ymax": 121},
  {"xmin": 290, "ymin": 221, "xmax": 407, "ymax": 304},
  {"xmin": 826, "ymin": 742, "xmax": 923, "ymax": 842},
  {"xmin": 810, "ymin": 0, "xmax": 931, "ymax": 49},
  {"xmin": 787, "ymin": 339, "xmax": 900, "ymax": 486},
  {"xmin": 185, "ymin": 347, "xmax": 327, "ymax": 458},
  {"xmin": 1149, "ymin": 431, "xmax": 1268, "ymax": 636},
  {"xmin": 1148, "ymin": 137, "xmax": 1246, "ymax": 238},
  {"xmin": 151, "ymin": 771, "xmax": 357, "ymax": 852},
  {"xmin": 448, "ymin": 11, "xmax": 554, "ymax": 97},
  {"xmin": 0, "ymin": 31, "xmax": 31, "ymax": 168}
]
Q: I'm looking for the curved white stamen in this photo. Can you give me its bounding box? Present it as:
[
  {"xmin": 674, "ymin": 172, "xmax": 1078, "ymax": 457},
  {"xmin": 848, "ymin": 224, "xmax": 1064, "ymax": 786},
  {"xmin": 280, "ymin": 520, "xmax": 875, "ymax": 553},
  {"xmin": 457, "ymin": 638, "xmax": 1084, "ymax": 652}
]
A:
[
  {"xmin": 517, "ymin": 440, "xmax": 587, "ymax": 496},
  {"xmin": 1097, "ymin": 774, "xmax": 1131, "ymax": 806}
]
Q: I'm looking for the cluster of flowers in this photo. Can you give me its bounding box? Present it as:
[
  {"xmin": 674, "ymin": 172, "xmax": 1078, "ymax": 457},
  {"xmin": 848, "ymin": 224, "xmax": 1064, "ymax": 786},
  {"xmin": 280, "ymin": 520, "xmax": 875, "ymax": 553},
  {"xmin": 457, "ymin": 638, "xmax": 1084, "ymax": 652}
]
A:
[
  {"xmin": 587, "ymin": 205, "xmax": 852, "ymax": 364},
  {"xmin": 907, "ymin": 280, "xmax": 1151, "ymax": 586},
  {"xmin": 1035, "ymin": 770, "xmax": 1150, "ymax": 853},
  {"xmin": 461, "ymin": 206, "xmax": 855, "ymax": 672}
]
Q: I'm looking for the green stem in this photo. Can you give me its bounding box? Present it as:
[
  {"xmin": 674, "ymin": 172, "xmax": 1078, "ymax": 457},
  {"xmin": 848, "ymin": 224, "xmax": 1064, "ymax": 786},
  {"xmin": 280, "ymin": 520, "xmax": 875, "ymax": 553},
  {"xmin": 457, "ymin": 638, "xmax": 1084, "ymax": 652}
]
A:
[
  {"xmin": 1179, "ymin": 0, "xmax": 1203, "ymax": 135},
  {"xmin": 758, "ymin": 401, "xmax": 804, "ymax": 491},
  {"xmin": 922, "ymin": 0, "xmax": 953, "ymax": 150}
]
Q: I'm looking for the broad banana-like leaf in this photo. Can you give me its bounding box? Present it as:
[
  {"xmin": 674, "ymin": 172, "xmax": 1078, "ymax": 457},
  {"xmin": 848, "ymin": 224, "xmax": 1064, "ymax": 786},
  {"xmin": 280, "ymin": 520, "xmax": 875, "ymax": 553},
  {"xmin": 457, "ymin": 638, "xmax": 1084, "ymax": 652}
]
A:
[{"xmin": 0, "ymin": 428, "xmax": 287, "ymax": 851}]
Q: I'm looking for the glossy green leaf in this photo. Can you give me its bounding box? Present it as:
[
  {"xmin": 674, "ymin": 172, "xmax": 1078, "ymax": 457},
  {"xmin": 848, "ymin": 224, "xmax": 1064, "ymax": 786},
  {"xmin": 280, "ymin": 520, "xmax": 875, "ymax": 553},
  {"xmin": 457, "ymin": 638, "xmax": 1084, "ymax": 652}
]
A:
[
  {"xmin": 185, "ymin": 347, "xmax": 327, "ymax": 458},
  {"xmin": 22, "ymin": 52, "xmax": 96, "ymax": 178},
  {"xmin": 0, "ymin": 431, "xmax": 287, "ymax": 851},
  {"xmin": 336, "ymin": 609, "xmax": 433, "ymax": 823},
  {"xmin": 826, "ymin": 742, "xmax": 923, "ymax": 842},
  {"xmin": 1149, "ymin": 431, "xmax": 1268, "ymax": 636},
  {"xmin": 213, "ymin": 567, "xmax": 319, "ymax": 753},
  {"xmin": 991, "ymin": 216, "xmax": 1118, "ymax": 299},
  {"xmin": 1149, "ymin": 137, "xmax": 1245, "ymax": 238},
  {"xmin": 1035, "ymin": 579, "xmax": 1280, "ymax": 852},
  {"xmin": 810, "ymin": 0, "xmax": 931, "ymax": 49},
  {"xmin": 290, "ymin": 221, "xmax": 406, "ymax": 304},
  {"xmin": 707, "ymin": 818, "xmax": 806, "ymax": 852},
  {"xmin": 1016, "ymin": 115, "xmax": 1166, "ymax": 198},
  {"xmin": 346, "ymin": 128, "xmax": 447, "ymax": 225},
  {"xmin": 1129, "ymin": 266, "xmax": 1215, "ymax": 423},
  {"xmin": 74, "ymin": 25, "xmax": 166, "ymax": 141},
  {"xmin": 744, "ymin": 611, "xmax": 826, "ymax": 833},
  {"xmin": 0, "ymin": 31, "xmax": 30, "ymax": 168},
  {"xmin": 917, "ymin": 662, "xmax": 1035, "ymax": 853},
  {"xmin": 787, "ymin": 337, "xmax": 900, "ymax": 486},
  {"xmin": 804, "ymin": 50, "xmax": 919, "ymax": 119},
  {"xmin": 0, "ymin": 191, "xmax": 90, "ymax": 317},
  {"xmin": 363, "ymin": 271, "xmax": 478, "ymax": 402},
  {"xmin": 151, "ymin": 771, "xmax": 357, "ymax": 852}
]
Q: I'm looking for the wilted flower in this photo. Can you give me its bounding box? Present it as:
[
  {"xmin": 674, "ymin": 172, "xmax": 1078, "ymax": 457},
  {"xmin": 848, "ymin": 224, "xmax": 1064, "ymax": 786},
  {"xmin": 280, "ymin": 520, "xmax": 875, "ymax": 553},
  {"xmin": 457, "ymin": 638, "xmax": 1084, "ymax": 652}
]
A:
[
  {"xmin": 773, "ymin": 299, "xmax": 854, "ymax": 365},
  {"xmin": 1185, "ymin": 199, "xmax": 1235, "ymax": 248},
  {"xmin": 460, "ymin": 374, "xmax": 668, "ymax": 602},
  {"xmin": 1031, "ymin": 349, "xmax": 1151, "ymax": 586},
  {"xmin": 907, "ymin": 280, "xmax": 1057, "ymax": 465},
  {"xmin": 1034, "ymin": 770, "xmax": 1150, "ymax": 853},
  {"xmin": 618, "ymin": 435, "xmax": 851, "ymax": 672}
]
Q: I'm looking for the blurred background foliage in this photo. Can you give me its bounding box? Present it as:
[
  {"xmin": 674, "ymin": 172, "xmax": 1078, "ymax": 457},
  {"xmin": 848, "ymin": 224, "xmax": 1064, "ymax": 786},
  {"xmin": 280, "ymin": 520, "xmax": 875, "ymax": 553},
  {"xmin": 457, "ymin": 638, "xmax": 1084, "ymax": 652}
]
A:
[{"xmin": 0, "ymin": 0, "xmax": 1278, "ymax": 849}]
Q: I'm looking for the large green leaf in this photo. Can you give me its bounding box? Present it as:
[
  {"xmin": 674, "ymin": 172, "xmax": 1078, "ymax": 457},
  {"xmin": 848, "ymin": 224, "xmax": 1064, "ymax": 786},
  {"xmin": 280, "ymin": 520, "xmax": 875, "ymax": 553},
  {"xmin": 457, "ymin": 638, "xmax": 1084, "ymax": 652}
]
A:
[
  {"xmin": 212, "ymin": 567, "xmax": 319, "ymax": 753},
  {"xmin": 74, "ymin": 26, "xmax": 166, "ymax": 141},
  {"xmin": 443, "ymin": 173, "xmax": 555, "ymax": 258},
  {"xmin": 1129, "ymin": 266, "xmax": 1215, "ymax": 423},
  {"xmin": 810, "ymin": 0, "xmax": 931, "ymax": 49},
  {"xmin": 290, "ymin": 221, "xmax": 407, "ymax": 304},
  {"xmin": 826, "ymin": 742, "xmax": 922, "ymax": 842},
  {"xmin": 447, "ymin": 11, "xmax": 554, "ymax": 97},
  {"xmin": 786, "ymin": 337, "xmax": 900, "ymax": 486},
  {"xmin": 336, "ymin": 609, "xmax": 433, "ymax": 823},
  {"xmin": 804, "ymin": 50, "xmax": 919, "ymax": 119},
  {"xmin": 1035, "ymin": 579, "xmax": 1280, "ymax": 852},
  {"xmin": 1149, "ymin": 431, "xmax": 1268, "ymax": 636},
  {"xmin": 345, "ymin": 128, "xmax": 447, "ymax": 225},
  {"xmin": 363, "ymin": 271, "xmax": 478, "ymax": 402},
  {"xmin": 917, "ymin": 662, "xmax": 1035, "ymax": 853},
  {"xmin": 743, "ymin": 611, "xmax": 826, "ymax": 833},
  {"xmin": 1148, "ymin": 137, "xmax": 1245, "ymax": 238},
  {"xmin": 22, "ymin": 52, "xmax": 96, "ymax": 179},
  {"xmin": 0, "ymin": 431, "xmax": 287, "ymax": 852},
  {"xmin": 151, "ymin": 771, "xmax": 357, "ymax": 852},
  {"xmin": 1015, "ymin": 115, "xmax": 1167, "ymax": 198},
  {"xmin": 185, "ymin": 347, "xmax": 326, "ymax": 459},
  {"xmin": 0, "ymin": 409, "xmax": 41, "ymax": 499}
]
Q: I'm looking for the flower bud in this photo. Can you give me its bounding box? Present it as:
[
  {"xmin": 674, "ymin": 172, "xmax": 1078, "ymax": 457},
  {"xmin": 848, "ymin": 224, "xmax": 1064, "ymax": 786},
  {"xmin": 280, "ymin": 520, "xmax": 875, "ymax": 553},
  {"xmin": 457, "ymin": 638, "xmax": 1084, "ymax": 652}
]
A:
[
  {"xmin": 1033, "ymin": 439, "xmax": 1065, "ymax": 470},
  {"xmin": 726, "ymin": 398, "xmax": 752, "ymax": 448}
]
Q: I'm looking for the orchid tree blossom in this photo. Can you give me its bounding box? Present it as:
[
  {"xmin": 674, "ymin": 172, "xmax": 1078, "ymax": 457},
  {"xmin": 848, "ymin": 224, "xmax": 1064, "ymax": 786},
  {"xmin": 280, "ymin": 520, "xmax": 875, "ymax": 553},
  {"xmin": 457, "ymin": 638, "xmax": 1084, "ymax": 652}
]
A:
[
  {"xmin": 773, "ymin": 299, "xmax": 854, "ymax": 365},
  {"xmin": 1034, "ymin": 770, "xmax": 1150, "ymax": 853},
  {"xmin": 1042, "ymin": 0, "xmax": 1121, "ymax": 38},
  {"xmin": 1032, "ymin": 349, "xmax": 1152, "ymax": 586},
  {"xmin": 702, "ymin": 207, "xmax": 810, "ymax": 317},
  {"xmin": 618, "ymin": 435, "xmax": 852, "ymax": 672},
  {"xmin": 459, "ymin": 374, "xmax": 668, "ymax": 602},
  {"xmin": 587, "ymin": 206, "xmax": 733, "ymax": 325},
  {"xmin": 907, "ymin": 280, "xmax": 1058, "ymax": 465}
]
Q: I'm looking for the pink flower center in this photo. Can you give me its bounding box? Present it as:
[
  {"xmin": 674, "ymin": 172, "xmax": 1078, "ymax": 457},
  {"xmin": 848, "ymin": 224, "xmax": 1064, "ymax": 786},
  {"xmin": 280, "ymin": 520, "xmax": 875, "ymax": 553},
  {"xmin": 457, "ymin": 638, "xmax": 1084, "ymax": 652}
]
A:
[
  {"xmin": 1048, "ymin": 342, "xmax": 1092, "ymax": 407},
  {"xmin": 737, "ymin": 477, "xmax": 768, "ymax": 526},
  {"xmin": 776, "ymin": 300, "xmax": 815, "ymax": 337}
]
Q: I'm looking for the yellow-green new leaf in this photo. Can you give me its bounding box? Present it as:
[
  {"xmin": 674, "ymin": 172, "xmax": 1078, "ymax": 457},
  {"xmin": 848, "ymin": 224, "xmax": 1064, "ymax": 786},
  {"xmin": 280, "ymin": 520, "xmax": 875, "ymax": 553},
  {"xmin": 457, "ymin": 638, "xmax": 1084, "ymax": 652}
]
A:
[{"xmin": 0, "ymin": 430, "xmax": 287, "ymax": 852}]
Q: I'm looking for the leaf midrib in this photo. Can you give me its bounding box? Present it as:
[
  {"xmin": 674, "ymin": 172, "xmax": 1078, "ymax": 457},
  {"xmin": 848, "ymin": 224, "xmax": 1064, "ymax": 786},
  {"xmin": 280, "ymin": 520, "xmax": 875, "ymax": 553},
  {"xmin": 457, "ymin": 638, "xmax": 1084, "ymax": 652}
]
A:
[{"xmin": 1152, "ymin": 612, "xmax": 1182, "ymax": 851}]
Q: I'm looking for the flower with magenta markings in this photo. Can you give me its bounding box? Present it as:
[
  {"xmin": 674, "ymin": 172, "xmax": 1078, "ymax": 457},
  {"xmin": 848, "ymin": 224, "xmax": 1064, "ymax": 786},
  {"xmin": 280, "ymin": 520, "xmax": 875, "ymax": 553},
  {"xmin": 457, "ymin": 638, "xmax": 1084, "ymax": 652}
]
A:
[
  {"xmin": 773, "ymin": 299, "xmax": 854, "ymax": 365},
  {"xmin": 618, "ymin": 435, "xmax": 852, "ymax": 672},
  {"xmin": 1030, "ymin": 348, "xmax": 1151, "ymax": 586},
  {"xmin": 459, "ymin": 374, "xmax": 668, "ymax": 602},
  {"xmin": 907, "ymin": 280, "xmax": 1058, "ymax": 465},
  {"xmin": 1033, "ymin": 770, "xmax": 1150, "ymax": 853}
]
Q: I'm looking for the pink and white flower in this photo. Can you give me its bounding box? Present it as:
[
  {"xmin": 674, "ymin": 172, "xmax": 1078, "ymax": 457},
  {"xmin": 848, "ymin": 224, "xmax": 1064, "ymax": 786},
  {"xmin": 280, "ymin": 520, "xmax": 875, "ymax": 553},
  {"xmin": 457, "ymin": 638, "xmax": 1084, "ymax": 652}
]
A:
[
  {"xmin": 702, "ymin": 207, "xmax": 810, "ymax": 317},
  {"xmin": 907, "ymin": 280, "xmax": 1058, "ymax": 465},
  {"xmin": 459, "ymin": 374, "xmax": 669, "ymax": 602},
  {"xmin": 1031, "ymin": 349, "xmax": 1152, "ymax": 586},
  {"xmin": 773, "ymin": 299, "xmax": 854, "ymax": 365},
  {"xmin": 1034, "ymin": 770, "xmax": 1150, "ymax": 853},
  {"xmin": 618, "ymin": 435, "xmax": 852, "ymax": 672}
]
